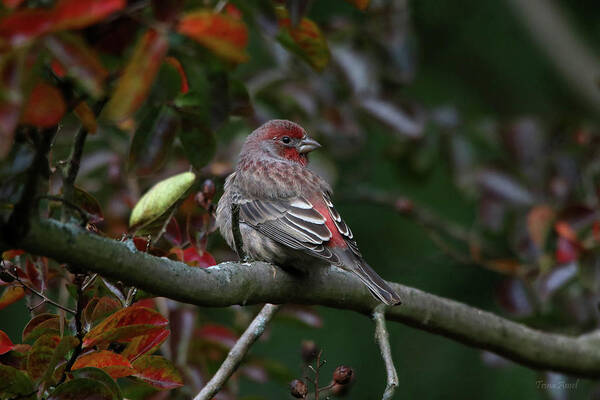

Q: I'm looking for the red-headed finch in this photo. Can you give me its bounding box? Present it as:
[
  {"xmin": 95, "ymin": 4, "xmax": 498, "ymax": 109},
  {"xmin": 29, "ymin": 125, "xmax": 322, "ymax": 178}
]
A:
[{"xmin": 216, "ymin": 120, "xmax": 401, "ymax": 305}]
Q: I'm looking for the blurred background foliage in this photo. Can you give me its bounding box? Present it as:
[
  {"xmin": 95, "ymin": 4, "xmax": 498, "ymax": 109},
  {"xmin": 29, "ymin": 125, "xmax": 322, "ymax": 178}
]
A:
[{"xmin": 1, "ymin": 0, "xmax": 600, "ymax": 398}]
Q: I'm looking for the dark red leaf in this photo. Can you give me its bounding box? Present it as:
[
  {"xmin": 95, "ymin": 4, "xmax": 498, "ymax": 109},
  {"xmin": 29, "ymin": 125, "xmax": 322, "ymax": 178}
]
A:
[
  {"xmin": 0, "ymin": 9, "xmax": 55, "ymax": 47},
  {"xmin": 121, "ymin": 329, "xmax": 169, "ymax": 362},
  {"xmin": 21, "ymin": 82, "xmax": 66, "ymax": 128},
  {"xmin": 89, "ymin": 296, "xmax": 122, "ymax": 324},
  {"xmin": 52, "ymin": 0, "xmax": 126, "ymax": 31},
  {"xmin": 2, "ymin": 0, "xmax": 26, "ymax": 9},
  {"xmin": 72, "ymin": 350, "xmax": 135, "ymax": 378},
  {"xmin": 0, "ymin": 330, "xmax": 15, "ymax": 355},
  {"xmin": 22, "ymin": 314, "xmax": 60, "ymax": 343},
  {"xmin": 182, "ymin": 246, "xmax": 216, "ymax": 268},
  {"xmin": 132, "ymin": 355, "xmax": 183, "ymax": 390},
  {"xmin": 164, "ymin": 217, "xmax": 182, "ymax": 246},
  {"xmin": 555, "ymin": 237, "xmax": 579, "ymax": 264},
  {"xmin": 26, "ymin": 334, "xmax": 60, "ymax": 381}
]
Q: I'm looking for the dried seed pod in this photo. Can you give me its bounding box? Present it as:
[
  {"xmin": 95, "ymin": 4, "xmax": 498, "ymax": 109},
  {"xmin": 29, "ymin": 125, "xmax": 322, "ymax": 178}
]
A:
[
  {"xmin": 290, "ymin": 379, "xmax": 308, "ymax": 398},
  {"xmin": 333, "ymin": 365, "xmax": 353, "ymax": 385}
]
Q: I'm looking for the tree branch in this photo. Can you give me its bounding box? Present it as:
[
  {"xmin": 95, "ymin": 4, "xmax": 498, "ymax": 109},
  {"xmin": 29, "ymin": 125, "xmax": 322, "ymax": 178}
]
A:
[
  {"xmin": 3, "ymin": 217, "xmax": 600, "ymax": 378},
  {"xmin": 373, "ymin": 305, "xmax": 398, "ymax": 400},
  {"xmin": 193, "ymin": 303, "xmax": 280, "ymax": 400}
]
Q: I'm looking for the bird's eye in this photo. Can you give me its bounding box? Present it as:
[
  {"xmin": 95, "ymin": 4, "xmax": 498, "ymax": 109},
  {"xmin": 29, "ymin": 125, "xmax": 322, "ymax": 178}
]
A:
[{"xmin": 281, "ymin": 136, "xmax": 291, "ymax": 144}]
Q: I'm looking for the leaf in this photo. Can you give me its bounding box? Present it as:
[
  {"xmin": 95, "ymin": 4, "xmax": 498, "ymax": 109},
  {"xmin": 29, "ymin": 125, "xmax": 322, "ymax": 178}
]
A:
[
  {"xmin": 21, "ymin": 82, "xmax": 66, "ymax": 128},
  {"xmin": 0, "ymin": 330, "xmax": 15, "ymax": 355},
  {"xmin": 2, "ymin": 0, "xmax": 26, "ymax": 9},
  {"xmin": 72, "ymin": 185, "xmax": 104, "ymax": 224},
  {"xmin": 72, "ymin": 350, "xmax": 135, "ymax": 379},
  {"xmin": 555, "ymin": 237, "xmax": 579, "ymax": 264},
  {"xmin": 40, "ymin": 336, "xmax": 79, "ymax": 386},
  {"xmin": 0, "ymin": 286, "xmax": 25, "ymax": 311},
  {"xmin": 44, "ymin": 33, "xmax": 108, "ymax": 99},
  {"xmin": 164, "ymin": 217, "xmax": 182, "ymax": 246},
  {"xmin": 121, "ymin": 329, "xmax": 169, "ymax": 362},
  {"xmin": 555, "ymin": 221, "xmax": 578, "ymax": 243},
  {"xmin": 71, "ymin": 367, "xmax": 122, "ymax": 400},
  {"xmin": 22, "ymin": 314, "xmax": 60, "ymax": 343},
  {"xmin": 52, "ymin": 0, "xmax": 125, "ymax": 31},
  {"xmin": 103, "ymin": 29, "xmax": 169, "ymax": 123},
  {"xmin": 128, "ymin": 106, "xmax": 180, "ymax": 176},
  {"xmin": 276, "ymin": 7, "xmax": 329, "ymax": 71},
  {"xmin": 178, "ymin": 118, "xmax": 216, "ymax": 171},
  {"xmin": 48, "ymin": 378, "xmax": 115, "ymax": 400},
  {"xmin": 25, "ymin": 259, "xmax": 42, "ymax": 291},
  {"xmin": 182, "ymin": 246, "xmax": 216, "ymax": 268},
  {"xmin": 344, "ymin": 0, "xmax": 370, "ymax": 10},
  {"xmin": 527, "ymin": 205, "xmax": 555, "ymax": 248},
  {"xmin": 0, "ymin": 53, "xmax": 25, "ymax": 158},
  {"xmin": 26, "ymin": 334, "xmax": 60, "ymax": 381},
  {"xmin": 73, "ymin": 101, "xmax": 98, "ymax": 133},
  {"xmin": 0, "ymin": 364, "xmax": 34, "ymax": 398},
  {"xmin": 82, "ymin": 307, "xmax": 168, "ymax": 348},
  {"xmin": 89, "ymin": 297, "xmax": 122, "ymax": 325},
  {"xmin": 164, "ymin": 57, "xmax": 189, "ymax": 94},
  {"xmin": 0, "ymin": 9, "xmax": 56, "ymax": 48},
  {"xmin": 484, "ymin": 259, "xmax": 522, "ymax": 275},
  {"xmin": 129, "ymin": 172, "xmax": 196, "ymax": 231},
  {"xmin": 132, "ymin": 355, "xmax": 183, "ymax": 390},
  {"xmin": 177, "ymin": 10, "xmax": 249, "ymax": 63},
  {"xmin": 196, "ymin": 324, "xmax": 237, "ymax": 349}
]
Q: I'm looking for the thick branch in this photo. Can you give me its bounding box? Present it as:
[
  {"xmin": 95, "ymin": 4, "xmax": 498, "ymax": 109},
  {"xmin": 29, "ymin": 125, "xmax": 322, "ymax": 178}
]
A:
[
  {"xmin": 194, "ymin": 303, "xmax": 280, "ymax": 400},
  {"xmin": 3, "ymin": 218, "xmax": 600, "ymax": 378}
]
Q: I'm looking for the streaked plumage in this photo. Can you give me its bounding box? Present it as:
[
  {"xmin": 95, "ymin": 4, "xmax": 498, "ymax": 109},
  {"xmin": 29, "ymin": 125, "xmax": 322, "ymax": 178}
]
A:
[{"xmin": 216, "ymin": 120, "xmax": 401, "ymax": 305}]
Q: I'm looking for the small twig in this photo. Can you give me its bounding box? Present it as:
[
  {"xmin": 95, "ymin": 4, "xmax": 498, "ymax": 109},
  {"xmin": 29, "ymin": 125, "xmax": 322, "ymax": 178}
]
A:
[
  {"xmin": 0, "ymin": 262, "xmax": 75, "ymax": 315},
  {"xmin": 231, "ymin": 203, "xmax": 247, "ymax": 261},
  {"xmin": 373, "ymin": 305, "xmax": 398, "ymax": 400},
  {"xmin": 314, "ymin": 350, "xmax": 322, "ymax": 400},
  {"xmin": 57, "ymin": 273, "xmax": 86, "ymax": 385},
  {"xmin": 193, "ymin": 303, "xmax": 281, "ymax": 400}
]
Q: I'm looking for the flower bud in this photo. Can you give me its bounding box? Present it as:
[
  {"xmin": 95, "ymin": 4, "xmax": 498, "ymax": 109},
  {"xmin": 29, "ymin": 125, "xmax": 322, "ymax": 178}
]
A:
[
  {"xmin": 290, "ymin": 379, "xmax": 307, "ymax": 398},
  {"xmin": 333, "ymin": 365, "xmax": 353, "ymax": 385}
]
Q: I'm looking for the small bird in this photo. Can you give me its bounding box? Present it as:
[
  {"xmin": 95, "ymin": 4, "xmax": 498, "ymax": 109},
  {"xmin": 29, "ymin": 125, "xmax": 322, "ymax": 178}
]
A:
[{"xmin": 216, "ymin": 120, "xmax": 401, "ymax": 305}]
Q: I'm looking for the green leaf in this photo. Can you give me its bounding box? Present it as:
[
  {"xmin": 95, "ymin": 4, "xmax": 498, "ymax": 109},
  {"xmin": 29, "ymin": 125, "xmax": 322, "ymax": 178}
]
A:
[
  {"xmin": 128, "ymin": 106, "xmax": 180, "ymax": 176},
  {"xmin": 71, "ymin": 367, "xmax": 122, "ymax": 400},
  {"xmin": 47, "ymin": 378, "xmax": 114, "ymax": 400},
  {"xmin": 178, "ymin": 118, "xmax": 216, "ymax": 171},
  {"xmin": 26, "ymin": 334, "xmax": 59, "ymax": 381},
  {"xmin": 129, "ymin": 172, "xmax": 196, "ymax": 231},
  {"xmin": 40, "ymin": 336, "xmax": 79, "ymax": 386},
  {"xmin": 0, "ymin": 364, "xmax": 34, "ymax": 399}
]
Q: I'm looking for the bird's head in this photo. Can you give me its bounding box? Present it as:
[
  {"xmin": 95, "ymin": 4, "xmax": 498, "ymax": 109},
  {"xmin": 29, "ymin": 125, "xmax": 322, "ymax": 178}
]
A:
[{"xmin": 243, "ymin": 120, "xmax": 321, "ymax": 166}]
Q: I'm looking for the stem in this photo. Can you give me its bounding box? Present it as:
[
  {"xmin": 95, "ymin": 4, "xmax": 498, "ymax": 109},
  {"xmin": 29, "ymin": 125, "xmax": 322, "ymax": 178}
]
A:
[
  {"xmin": 193, "ymin": 303, "xmax": 281, "ymax": 400},
  {"xmin": 374, "ymin": 305, "xmax": 398, "ymax": 400},
  {"xmin": 57, "ymin": 273, "xmax": 86, "ymax": 385}
]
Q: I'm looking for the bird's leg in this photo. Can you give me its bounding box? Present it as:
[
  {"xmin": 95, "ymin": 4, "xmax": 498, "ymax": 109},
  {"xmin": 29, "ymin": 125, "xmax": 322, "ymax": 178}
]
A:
[{"xmin": 231, "ymin": 203, "xmax": 249, "ymax": 262}]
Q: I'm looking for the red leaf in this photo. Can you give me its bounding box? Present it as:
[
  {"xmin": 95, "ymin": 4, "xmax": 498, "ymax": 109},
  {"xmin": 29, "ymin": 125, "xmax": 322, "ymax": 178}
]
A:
[
  {"xmin": 196, "ymin": 324, "xmax": 237, "ymax": 348},
  {"xmin": 103, "ymin": 29, "xmax": 169, "ymax": 123},
  {"xmin": 0, "ymin": 330, "xmax": 15, "ymax": 355},
  {"xmin": 121, "ymin": 329, "xmax": 169, "ymax": 362},
  {"xmin": 25, "ymin": 259, "xmax": 42, "ymax": 291},
  {"xmin": 27, "ymin": 334, "xmax": 60, "ymax": 381},
  {"xmin": 21, "ymin": 82, "xmax": 66, "ymax": 128},
  {"xmin": 164, "ymin": 57, "xmax": 189, "ymax": 94},
  {"xmin": 177, "ymin": 10, "xmax": 249, "ymax": 63},
  {"xmin": 52, "ymin": 0, "xmax": 125, "ymax": 31},
  {"xmin": 2, "ymin": 249, "xmax": 25, "ymax": 260},
  {"xmin": 277, "ymin": 8, "xmax": 329, "ymax": 71},
  {"xmin": 164, "ymin": 217, "xmax": 182, "ymax": 246},
  {"xmin": 527, "ymin": 205, "xmax": 555, "ymax": 248},
  {"xmin": 555, "ymin": 221, "xmax": 578, "ymax": 243},
  {"xmin": 0, "ymin": 9, "xmax": 55, "ymax": 47},
  {"xmin": 132, "ymin": 355, "xmax": 183, "ymax": 390},
  {"xmin": 0, "ymin": 286, "xmax": 25, "ymax": 311},
  {"xmin": 2, "ymin": 0, "xmax": 26, "ymax": 9},
  {"xmin": 82, "ymin": 306, "xmax": 168, "ymax": 348},
  {"xmin": 89, "ymin": 296, "xmax": 122, "ymax": 324},
  {"xmin": 555, "ymin": 237, "xmax": 579, "ymax": 264},
  {"xmin": 183, "ymin": 246, "xmax": 216, "ymax": 268},
  {"xmin": 72, "ymin": 350, "xmax": 135, "ymax": 378},
  {"xmin": 44, "ymin": 33, "xmax": 108, "ymax": 98}
]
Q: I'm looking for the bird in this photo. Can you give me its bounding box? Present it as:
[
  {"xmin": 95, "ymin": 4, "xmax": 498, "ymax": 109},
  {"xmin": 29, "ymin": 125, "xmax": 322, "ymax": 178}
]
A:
[{"xmin": 216, "ymin": 119, "xmax": 401, "ymax": 305}]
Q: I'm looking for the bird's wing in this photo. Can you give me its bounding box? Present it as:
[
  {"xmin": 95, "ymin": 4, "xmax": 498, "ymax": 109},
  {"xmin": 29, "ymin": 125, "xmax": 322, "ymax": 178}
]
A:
[
  {"xmin": 238, "ymin": 196, "xmax": 343, "ymax": 264},
  {"xmin": 321, "ymin": 191, "xmax": 362, "ymax": 257}
]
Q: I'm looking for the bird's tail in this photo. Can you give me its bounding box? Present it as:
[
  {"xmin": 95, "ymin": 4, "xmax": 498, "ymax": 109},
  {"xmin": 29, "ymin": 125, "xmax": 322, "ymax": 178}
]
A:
[{"xmin": 350, "ymin": 259, "xmax": 401, "ymax": 306}]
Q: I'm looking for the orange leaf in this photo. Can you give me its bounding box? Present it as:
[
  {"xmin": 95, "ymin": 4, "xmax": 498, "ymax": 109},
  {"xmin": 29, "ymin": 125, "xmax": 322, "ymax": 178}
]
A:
[
  {"xmin": 22, "ymin": 314, "xmax": 60, "ymax": 343},
  {"xmin": 0, "ymin": 286, "xmax": 25, "ymax": 310},
  {"xmin": 103, "ymin": 29, "xmax": 169, "ymax": 123},
  {"xmin": 74, "ymin": 101, "xmax": 98, "ymax": 133},
  {"xmin": 485, "ymin": 259, "xmax": 522, "ymax": 275},
  {"xmin": 2, "ymin": 249, "xmax": 25, "ymax": 260},
  {"xmin": 121, "ymin": 329, "xmax": 169, "ymax": 362},
  {"xmin": 555, "ymin": 221, "xmax": 578, "ymax": 243},
  {"xmin": 72, "ymin": 350, "xmax": 135, "ymax": 378},
  {"xmin": 52, "ymin": 0, "xmax": 125, "ymax": 30},
  {"xmin": 164, "ymin": 57, "xmax": 189, "ymax": 94},
  {"xmin": 0, "ymin": 330, "xmax": 15, "ymax": 355},
  {"xmin": 527, "ymin": 205, "xmax": 555, "ymax": 248},
  {"xmin": 44, "ymin": 33, "xmax": 108, "ymax": 98},
  {"xmin": 82, "ymin": 306, "xmax": 168, "ymax": 348},
  {"xmin": 277, "ymin": 8, "xmax": 329, "ymax": 71},
  {"xmin": 132, "ymin": 355, "xmax": 183, "ymax": 390},
  {"xmin": 21, "ymin": 82, "xmax": 66, "ymax": 128},
  {"xmin": 177, "ymin": 10, "xmax": 248, "ymax": 63}
]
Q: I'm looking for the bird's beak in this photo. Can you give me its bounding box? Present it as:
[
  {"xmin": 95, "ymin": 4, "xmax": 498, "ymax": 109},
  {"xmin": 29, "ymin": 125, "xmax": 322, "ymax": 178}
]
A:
[{"xmin": 297, "ymin": 136, "xmax": 321, "ymax": 154}]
